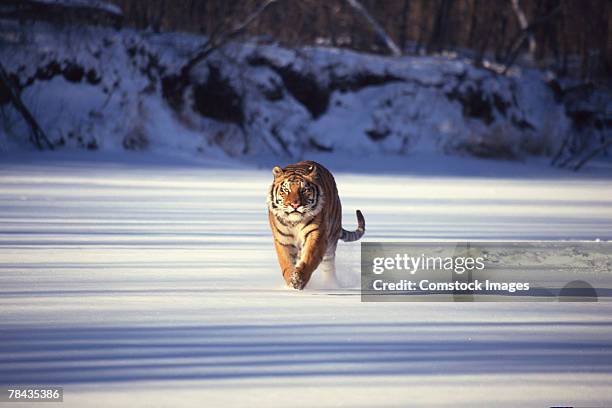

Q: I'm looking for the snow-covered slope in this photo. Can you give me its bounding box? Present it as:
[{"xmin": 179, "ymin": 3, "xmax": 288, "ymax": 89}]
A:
[
  {"xmin": 1, "ymin": 21, "xmax": 592, "ymax": 161},
  {"xmin": 1, "ymin": 152, "xmax": 611, "ymax": 407}
]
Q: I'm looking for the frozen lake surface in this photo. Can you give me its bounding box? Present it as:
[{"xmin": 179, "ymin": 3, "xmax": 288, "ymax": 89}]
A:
[{"xmin": 1, "ymin": 152, "xmax": 611, "ymax": 407}]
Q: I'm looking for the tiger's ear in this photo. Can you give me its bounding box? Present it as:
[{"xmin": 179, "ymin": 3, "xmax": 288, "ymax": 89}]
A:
[
  {"xmin": 272, "ymin": 166, "xmax": 283, "ymax": 178},
  {"xmin": 306, "ymin": 163, "xmax": 317, "ymax": 177}
]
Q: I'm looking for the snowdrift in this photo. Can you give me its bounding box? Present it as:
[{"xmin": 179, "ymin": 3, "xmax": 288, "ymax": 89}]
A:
[{"xmin": 0, "ymin": 21, "xmax": 594, "ymax": 160}]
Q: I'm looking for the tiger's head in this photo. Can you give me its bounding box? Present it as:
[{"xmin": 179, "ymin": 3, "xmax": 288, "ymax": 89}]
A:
[{"xmin": 268, "ymin": 163, "xmax": 324, "ymax": 223}]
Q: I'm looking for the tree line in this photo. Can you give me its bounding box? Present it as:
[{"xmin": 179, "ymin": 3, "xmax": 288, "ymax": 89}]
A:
[{"xmin": 108, "ymin": 0, "xmax": 610, "ymax": 80}]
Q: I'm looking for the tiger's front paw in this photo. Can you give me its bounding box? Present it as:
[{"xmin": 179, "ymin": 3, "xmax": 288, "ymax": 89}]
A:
[{"xmin": 290, "ymin": 270, "xmax": 305, "ymax": 290}]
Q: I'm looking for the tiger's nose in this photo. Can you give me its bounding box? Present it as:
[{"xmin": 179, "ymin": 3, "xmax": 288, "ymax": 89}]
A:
[{"xmin": 290, "ymin": 201, "xmax": 301, "ymax": 209}]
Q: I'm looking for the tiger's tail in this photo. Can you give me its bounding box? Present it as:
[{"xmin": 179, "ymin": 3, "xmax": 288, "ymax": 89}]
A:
[{"xmin": 341, "ymin": 210, "xmax": 365, "ymax": 242}]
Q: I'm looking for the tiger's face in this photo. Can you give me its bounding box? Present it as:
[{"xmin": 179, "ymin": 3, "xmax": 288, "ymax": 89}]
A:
[{"xmin": 268, "ymin": 165, "xmax": 322, "ymax": 222}]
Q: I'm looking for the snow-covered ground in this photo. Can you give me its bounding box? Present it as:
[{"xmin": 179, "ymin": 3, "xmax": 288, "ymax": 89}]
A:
[{"xmin": 1, "ymin": 151, "xmax": 612, "ymax": 407}]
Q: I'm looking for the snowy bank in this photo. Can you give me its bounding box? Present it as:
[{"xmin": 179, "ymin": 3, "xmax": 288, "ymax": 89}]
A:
[{"xmin": 0, "ymin": 21, "xmax": 607, "ymax": 162}]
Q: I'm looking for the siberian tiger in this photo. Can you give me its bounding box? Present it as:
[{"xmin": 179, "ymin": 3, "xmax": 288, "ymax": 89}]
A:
[{"xmin": 267, "ymin": 160, "xmax": 365, "ymax": 290}]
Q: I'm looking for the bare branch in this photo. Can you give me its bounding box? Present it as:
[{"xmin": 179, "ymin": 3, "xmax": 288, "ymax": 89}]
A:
[
  {"xmin": 182, "ymin": 0, "xmax": 280, "ymax": 77},
  {"xmin": 0, "ymin": 62, "xmax": 53, "ymax": 150},
  {"xmin": 573, "ymin": 139, "xmax": 612, "ymax": 171},
  {"xmin": 510, "ymin": 0, "xmax": 535, "ymax": 58},
  {"xmin": 345, "ymin": 0, "xmax": 402, "ymax": 56},
  {"xmin": 503, "ymin": 3, "xmax": 560, "ymax": 74}
]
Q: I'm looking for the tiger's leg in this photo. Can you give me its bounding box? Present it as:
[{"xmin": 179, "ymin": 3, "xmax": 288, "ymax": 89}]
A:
[
  {"xmin": 292, "ymin": 230, "xmax": 326, "ymax": 290},
  {"xmin": 273, "ymin": 239, "xmax": 298, "ymax": 287},
  {"xmin": 319, "ymin": 245, "xmax": 340, "ymax": 288}
]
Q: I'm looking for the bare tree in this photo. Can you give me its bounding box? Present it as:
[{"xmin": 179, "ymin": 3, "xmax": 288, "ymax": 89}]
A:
[
  {"xmin": 428, "ymin": 0, "xmax": 452, "ymax": 53},
  {"xmin": 397, "ymin": 0, "xmax": 412, "ymax": 52}
]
